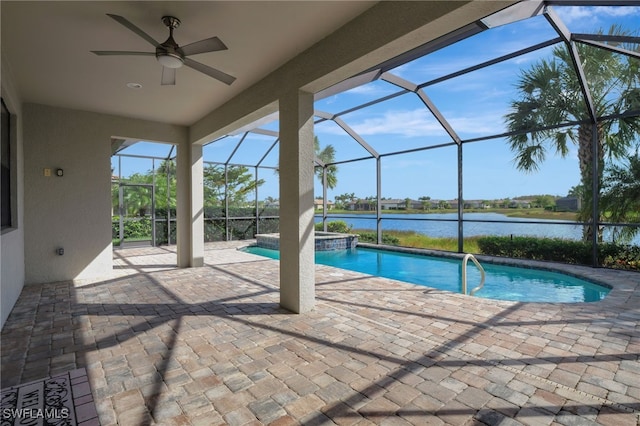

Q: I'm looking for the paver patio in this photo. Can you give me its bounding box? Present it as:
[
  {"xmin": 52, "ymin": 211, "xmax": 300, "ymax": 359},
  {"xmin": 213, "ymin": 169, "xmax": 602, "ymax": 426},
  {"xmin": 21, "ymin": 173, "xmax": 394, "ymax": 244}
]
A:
[{"xmin": 1, "ymin": 241, "xmax": 639, "ymax": 425}]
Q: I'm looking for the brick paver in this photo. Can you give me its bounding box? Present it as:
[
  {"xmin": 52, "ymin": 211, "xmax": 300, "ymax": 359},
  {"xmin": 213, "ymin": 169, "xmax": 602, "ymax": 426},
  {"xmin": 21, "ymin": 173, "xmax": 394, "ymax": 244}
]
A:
[{"xmin": 1, "ymin": 241, "xmax": 639, "ymax": 425}]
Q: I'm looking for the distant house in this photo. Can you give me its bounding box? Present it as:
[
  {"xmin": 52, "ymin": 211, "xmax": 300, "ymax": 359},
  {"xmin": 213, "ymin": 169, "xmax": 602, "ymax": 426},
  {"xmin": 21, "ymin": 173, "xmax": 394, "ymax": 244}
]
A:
[
  {"xmin": 409, "ymin": 199, "xmax": 427, "ymax": 210},
  {"xmin": 380, "ymin": 199, "xmax": 405, "ymax": 210},
  {"xmin": 347, "ymin": 200, "xmax": 376, "ymax": 211},
  {"xmin": 427, "ymin": 199, "xmax": 441, "ymax": 209},
  {"xmin": 508, "ymin": 200, "xmax": 531, "ymax": 209},
  {"xmin": 463, "ymin": 200, "xmax": 490, "ymax": 209},
  {"xmin": 379, "ymin": 199, "xmax": 431, "ymax": 210},
  {"xmin": 556, "ymin": 196, "xmax": 581, "ymax": 212},
  {"xmin": 314, "ymin": 199, "xmax": 334, "ymax": 211}
]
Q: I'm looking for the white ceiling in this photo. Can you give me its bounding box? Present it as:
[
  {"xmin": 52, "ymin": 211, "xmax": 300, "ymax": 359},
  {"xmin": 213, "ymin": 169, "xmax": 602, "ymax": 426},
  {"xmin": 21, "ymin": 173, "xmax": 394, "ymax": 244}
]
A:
[{"xmin": 1, "ymin": 1, "xmax": 377, "ymax": 126}]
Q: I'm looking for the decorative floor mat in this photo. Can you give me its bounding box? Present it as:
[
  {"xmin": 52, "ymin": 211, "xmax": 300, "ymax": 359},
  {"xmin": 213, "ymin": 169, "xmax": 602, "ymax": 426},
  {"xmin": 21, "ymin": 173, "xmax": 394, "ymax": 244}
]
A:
[{"xmin": 1, "ymin": 368, "xmax": 99, "ymax": 425}]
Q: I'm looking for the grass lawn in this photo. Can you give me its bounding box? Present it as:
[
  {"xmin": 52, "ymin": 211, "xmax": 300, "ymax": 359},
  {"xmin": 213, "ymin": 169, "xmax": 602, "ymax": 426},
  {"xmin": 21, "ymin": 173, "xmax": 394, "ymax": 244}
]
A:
[
  {"xmin": 112, "ymin": 236, "xmax": 152, "ymax": 246},
  {"xmin": 354, "ymin": 229, "xmax": 482, "ymax": 252}
]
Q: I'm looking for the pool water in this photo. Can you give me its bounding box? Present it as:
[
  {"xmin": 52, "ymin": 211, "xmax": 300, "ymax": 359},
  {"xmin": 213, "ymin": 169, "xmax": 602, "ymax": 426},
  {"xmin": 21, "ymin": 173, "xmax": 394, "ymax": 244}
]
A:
[{"xmin": 242, "ymin": 246, "xmax": 610, "ymax": 303}]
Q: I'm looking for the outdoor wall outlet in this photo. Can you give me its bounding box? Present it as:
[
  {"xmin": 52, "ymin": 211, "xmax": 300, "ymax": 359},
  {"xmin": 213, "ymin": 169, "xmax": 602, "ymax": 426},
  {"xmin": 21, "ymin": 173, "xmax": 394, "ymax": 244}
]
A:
[
  {"xmin": 57, "ymin": 247, "xmax": 64, "ymax": 256},
  {"xmin": 44, "ymin": 168, "xmax": 51, "ymax": 177}
]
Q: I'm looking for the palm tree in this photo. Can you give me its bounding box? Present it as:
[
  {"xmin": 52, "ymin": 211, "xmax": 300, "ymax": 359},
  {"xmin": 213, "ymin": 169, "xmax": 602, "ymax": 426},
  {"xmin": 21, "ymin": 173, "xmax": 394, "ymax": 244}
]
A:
[
  {"xmin": 600, "ymin": 151, "xmax": 640, "ymax": 243},
  {"xmin": 278, "ymin": 136, "xmax": 338, "ymax": 189},
  {"xmin": 154, "ymin": 159, "xmax": 177, "ymax": 214},
  {"xmin": 505, "ymin": 26, "xmax": 640, "ymax": 240},
  {"xmin": 118, "ymin": 172, "xmax": 153, "ymax": 216},
  {"xmin": 334, "ymin": 192, "xmax": 355, "ymax": 209},
  {"xmin": 314, "ymin": 136, "xmax": 338, "ymax": 189}
]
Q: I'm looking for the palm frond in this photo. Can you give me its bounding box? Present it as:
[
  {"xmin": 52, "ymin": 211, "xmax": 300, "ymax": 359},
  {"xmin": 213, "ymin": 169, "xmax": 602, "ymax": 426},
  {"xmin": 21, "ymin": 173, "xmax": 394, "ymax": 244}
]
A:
[{"xmin": 513, "ymin": 143, "xmax": 545, "ymax": 172}]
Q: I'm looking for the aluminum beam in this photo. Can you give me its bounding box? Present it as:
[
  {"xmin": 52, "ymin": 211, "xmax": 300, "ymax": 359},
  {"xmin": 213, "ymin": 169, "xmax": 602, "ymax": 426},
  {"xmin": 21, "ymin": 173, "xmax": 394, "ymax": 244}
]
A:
[
  {"xmin": 574, "ymin": 38, "xmax": 640, "ymax": 61},
  {"xmin": 225, "ymin": 132, "xmax": 249, "ymax": 165},
  {"xmin": 381, "ymin": 72, "xmax": 462, "ymax": 145},
  {"xmin": 545, "ymin": 7, "xmax": 598, "ymax": 123}
]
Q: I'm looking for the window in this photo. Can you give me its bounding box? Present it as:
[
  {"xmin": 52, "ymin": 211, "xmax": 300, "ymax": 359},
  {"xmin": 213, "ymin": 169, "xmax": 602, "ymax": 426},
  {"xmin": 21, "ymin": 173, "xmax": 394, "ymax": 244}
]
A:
[{"xmin": 1, "ymin": 98, "xmax": 11, "ymax": 229}]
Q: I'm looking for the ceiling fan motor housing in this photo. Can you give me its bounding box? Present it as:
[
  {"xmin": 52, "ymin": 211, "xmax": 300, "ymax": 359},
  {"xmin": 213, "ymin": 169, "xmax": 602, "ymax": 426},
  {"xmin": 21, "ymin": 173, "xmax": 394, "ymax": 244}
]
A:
[{"xmin": 156, "ymin": 16, "xmax": 183, "ymax": 68}]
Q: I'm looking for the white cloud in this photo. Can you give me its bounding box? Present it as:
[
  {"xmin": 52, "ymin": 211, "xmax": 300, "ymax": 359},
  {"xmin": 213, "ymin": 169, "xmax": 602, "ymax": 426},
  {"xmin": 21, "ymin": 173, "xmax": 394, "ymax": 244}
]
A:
[
  {"xmin": 446, "ymin": 115, "xmax": 505, "ymax": 137},
  {"xmin": 554, "ymin": 6, "xmax": 640, "ymax": 25},
  {"xmin": 554, "ymin": 6, "xmax": 593, "ymax": 23},
  {"xmin": 344, "ymin": 82, "xmax": 396, "ymax": 97},
  {"xmin": 347, "ymin": 109, "xmax": 445, "ymax": 137},
  {"xmin": 318, "ymin": 108, "xmax": 507, "ymax": 139},
  {"xmin": 344, "ymin": 85, "xmax": 379, "ymax": 96},
  {"xmin": 319, "ymin": 81, "xmax": 398, "ymax": 106}
]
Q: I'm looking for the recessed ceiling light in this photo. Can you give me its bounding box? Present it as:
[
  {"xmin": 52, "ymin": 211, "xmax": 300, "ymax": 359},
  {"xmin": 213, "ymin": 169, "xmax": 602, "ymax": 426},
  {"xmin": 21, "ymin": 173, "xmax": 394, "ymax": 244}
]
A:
[{"xmin": 126, "ymin": 82, "xmax": 142, "ymax": 89}]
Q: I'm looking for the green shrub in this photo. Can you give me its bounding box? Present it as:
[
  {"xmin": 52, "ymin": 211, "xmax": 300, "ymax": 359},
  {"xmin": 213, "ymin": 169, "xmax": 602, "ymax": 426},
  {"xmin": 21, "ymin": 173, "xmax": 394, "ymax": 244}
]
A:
[
  {"xmin": 155, "ymin": 221, "xmax": 177, "ymax": 245},
  {"xmin": 257, "ymin": 217, "xmax": 279, "ymax": 234},
  {"xmin": 357, "ymin": 232, "xmax": 400, "ymax": 245},
  {"xmin": 477, "ymin": 236, "xmax": 592, "ymax": 264},
  {"xmin": 112, "ymin": 217, "xmax": 152, "ymax": 240},
  {"xmin": 204, "ymin": 219, "xmax": 225, "ymax": 242},
  {"xmin": 477, "ymin": 235, "xmax": 639, "ymax": 271},
  {"xmin": 112, "ymin": 219, "xmax": 119, "ymax": 240},
  {"xmin": 599, "ymin": 243, "xmax": 640, "ymax": 270},
  {"xmin": 229, "ymin": 218, "xmax": 256, "ymax": 240},
  {"xmin": 154, "ymin": 208, "xmax": 177, "ymax": 219},
  {"xmin": 315, "ymin": 220, "xmax": 352, "ymax": 234}
]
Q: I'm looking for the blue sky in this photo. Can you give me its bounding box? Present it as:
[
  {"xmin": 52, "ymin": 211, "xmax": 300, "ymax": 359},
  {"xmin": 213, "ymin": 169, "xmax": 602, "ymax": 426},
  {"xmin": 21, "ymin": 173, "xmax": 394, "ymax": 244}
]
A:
[{"xmin": 114, "ymin": 4, "xmax": 640, "ymax": 202}]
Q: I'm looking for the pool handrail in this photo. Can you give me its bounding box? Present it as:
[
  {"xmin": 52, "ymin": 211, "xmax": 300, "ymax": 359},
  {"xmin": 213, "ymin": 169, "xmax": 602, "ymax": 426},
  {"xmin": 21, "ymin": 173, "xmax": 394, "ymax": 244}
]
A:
[{"xmin": 462, "ymin": 253, "xmax": 486, "ymax": 296}]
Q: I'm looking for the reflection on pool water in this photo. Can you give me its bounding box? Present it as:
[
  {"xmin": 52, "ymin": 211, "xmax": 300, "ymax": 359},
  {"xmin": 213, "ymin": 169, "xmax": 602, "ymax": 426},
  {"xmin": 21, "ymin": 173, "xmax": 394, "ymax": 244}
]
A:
[{"xmin": 242, "ymin": 246, "xmax": 610, "ymax": 303}]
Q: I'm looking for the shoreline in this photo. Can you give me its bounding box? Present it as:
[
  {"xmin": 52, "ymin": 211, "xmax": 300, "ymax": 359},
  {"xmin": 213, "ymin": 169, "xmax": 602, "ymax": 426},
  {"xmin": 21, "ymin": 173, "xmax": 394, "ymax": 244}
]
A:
[{"xmin": 315, "ymin": 207, "xmax": 578, "ymax": 221}]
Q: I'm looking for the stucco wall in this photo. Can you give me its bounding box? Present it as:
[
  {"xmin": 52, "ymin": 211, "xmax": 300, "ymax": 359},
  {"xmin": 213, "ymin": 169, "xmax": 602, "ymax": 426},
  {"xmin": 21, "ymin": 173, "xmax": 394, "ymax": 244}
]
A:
[
  {"xmin": 23, "ymin": 104, "xmax": 187, "ymax": 284},
  {"xmin": 1, "ymin": 62, "xmax": 26, "ymax": 329}
]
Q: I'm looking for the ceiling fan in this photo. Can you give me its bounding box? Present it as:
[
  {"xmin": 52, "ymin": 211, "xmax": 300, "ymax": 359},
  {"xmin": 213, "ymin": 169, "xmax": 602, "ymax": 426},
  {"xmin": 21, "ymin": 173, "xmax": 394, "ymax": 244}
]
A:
[{"xmin": 92, "ymin": 14, "xmax": 236, "ymax": 86}]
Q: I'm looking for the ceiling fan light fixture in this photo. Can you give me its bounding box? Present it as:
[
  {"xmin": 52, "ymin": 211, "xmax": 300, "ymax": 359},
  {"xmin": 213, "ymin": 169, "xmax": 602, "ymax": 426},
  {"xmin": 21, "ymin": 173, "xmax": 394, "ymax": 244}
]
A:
[
  {"xmin": 93, "ymin": 13, "xmax": 235, "ymax": 85},
  {"xmin": 157, "ymin": 52, "xmax": 184, "ymax": 68}
]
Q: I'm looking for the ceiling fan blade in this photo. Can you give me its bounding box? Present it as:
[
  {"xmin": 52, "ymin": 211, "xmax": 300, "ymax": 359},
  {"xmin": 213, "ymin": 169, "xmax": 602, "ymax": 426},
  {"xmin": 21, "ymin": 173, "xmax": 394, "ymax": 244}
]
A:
[
  {"xmin": 91, "ymin": 51, "xmax": 155, "ymax": 56},
  {"xmin": 180, "ymin": 37, "xmax": 228, "ymax": 56},
  {"xmin": 106, "ymin": 14, "xmax": 160, "ymax": 48},
  {"xmin": 184, "ymin": 58, "xmax": 236, "ymax": 85},
  {"xmin": 161, "ymin": 67, "xmax": 176, "ymax": 86}
]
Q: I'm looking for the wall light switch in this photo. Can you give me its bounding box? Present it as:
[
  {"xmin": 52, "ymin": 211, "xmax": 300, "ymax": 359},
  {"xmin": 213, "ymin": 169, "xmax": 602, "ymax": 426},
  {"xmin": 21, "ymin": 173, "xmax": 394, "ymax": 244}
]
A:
[{"xmin": 44, "ymin": 168, "xmax": 51, "ymax": 177}]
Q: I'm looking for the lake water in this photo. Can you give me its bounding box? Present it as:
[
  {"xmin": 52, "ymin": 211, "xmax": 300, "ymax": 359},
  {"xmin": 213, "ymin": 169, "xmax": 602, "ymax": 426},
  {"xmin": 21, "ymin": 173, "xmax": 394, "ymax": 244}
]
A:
[{"xmin": 315, "ymin": 212, "xmax": 640, "ymax": 244}]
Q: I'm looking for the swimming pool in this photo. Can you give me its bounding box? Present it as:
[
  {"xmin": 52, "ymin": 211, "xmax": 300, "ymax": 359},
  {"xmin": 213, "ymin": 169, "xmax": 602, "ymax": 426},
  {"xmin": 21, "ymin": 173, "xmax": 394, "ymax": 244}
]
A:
[{"xmin": 242, "ymin": 246, "xmax": 610, "ymax": 303}]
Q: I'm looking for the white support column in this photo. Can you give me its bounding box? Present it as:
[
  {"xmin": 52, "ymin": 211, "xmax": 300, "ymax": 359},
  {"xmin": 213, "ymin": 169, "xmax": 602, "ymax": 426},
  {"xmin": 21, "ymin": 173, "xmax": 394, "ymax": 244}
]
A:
[
  {"xmin": 279, "ymin": 89, "xmax": 315, "ymax": 313},
  {"xmin": 176, "ymin": 142, "xmax": 204, "ymax": 267}
]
